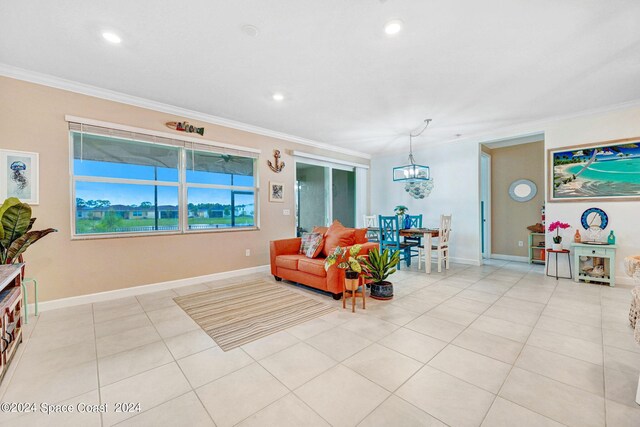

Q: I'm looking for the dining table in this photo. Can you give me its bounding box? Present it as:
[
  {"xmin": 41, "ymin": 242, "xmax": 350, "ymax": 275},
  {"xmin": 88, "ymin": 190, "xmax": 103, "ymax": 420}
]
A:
[
  {"xmin": 366, "ymin": 227, "xmax": 440, "ymax": 273},
  {"xmin": 401, "ymin": 228, "xmax": 440, "ymax": 273}
]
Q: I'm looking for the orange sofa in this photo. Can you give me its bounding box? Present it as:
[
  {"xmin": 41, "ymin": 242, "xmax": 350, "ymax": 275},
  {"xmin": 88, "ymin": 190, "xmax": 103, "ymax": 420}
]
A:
[{"xmin": 270, "ymin": 237, "xmax": 378, "ymax": 300}]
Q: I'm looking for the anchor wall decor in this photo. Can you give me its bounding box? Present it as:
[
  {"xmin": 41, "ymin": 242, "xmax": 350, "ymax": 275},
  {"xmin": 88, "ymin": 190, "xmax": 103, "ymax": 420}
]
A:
[{"xmin": 268, "ymin": 149, "xmax": 285, "ymax": 173}]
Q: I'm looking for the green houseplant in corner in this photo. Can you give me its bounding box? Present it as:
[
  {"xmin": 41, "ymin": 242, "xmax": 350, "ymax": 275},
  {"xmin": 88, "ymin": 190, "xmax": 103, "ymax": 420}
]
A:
[
  {"xmin": 324, "ymin": 244, "xmax": 366, "ymax": 295},
  {"xmin": 362, "ymin": 247, "xmax": 400, "ymax": 300},
  {"xmin": 0, "ymin": 197, "xmax": 57, "ymax": 265}
]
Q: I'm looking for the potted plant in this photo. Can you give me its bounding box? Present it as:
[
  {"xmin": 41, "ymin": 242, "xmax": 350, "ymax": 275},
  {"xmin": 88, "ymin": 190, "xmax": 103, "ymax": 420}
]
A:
[
  {"xmin": 324, "ymin": 244, "xmax": 366, "ymax": 292},
  {"xmin": 362, "ymin": 247, "xmax": 400, "ymax": 300},
  {"xmin": 548, "ymin": 220, "xmax": 570, "ymax": 251},
  {"xmin": 1, "ymin": 198, "xmax": 57, "ymax": 265}
]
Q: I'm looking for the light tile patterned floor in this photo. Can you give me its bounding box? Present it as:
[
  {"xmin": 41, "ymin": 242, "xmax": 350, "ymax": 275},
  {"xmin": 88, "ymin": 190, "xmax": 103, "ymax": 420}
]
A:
[{"xmin": 1, "ymin": 260, "xmax": 640, "ymax": 426}]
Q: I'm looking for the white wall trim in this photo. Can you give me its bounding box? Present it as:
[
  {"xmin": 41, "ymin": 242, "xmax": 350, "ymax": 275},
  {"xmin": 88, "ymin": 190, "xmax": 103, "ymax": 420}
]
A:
[
  {"xmin": 450, "ymin": 257, "xmax": 482, "ymax": 266},
  {"xmin": 490, "ymin": 253, "xmax": 529, "ymax": 263},
  {"xmin": 65, "ymin": 115, "xmax": 262, "ymax": 155},
  {"xmin": 292, "ymin": 150, "xmax": 370, "ymax": 169},
  {"xmin": 28, "ymin": 264, "xmax": 269, "ymax": 313},
  {"xmin": 0, "ymin": 63, "xmax": 371, "ymax": 160}
]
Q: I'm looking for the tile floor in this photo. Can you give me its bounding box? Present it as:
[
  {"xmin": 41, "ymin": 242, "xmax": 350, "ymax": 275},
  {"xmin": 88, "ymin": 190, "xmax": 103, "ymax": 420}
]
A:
[{"xmin": 1, "ymin": 260, "xmax": 639, "ymax": 426}]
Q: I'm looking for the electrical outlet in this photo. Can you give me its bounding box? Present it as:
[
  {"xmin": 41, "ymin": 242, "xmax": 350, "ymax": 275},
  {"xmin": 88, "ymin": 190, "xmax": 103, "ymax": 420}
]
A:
[
  {"xmin": 283, "ymin": 209, "xmax": 291, "ymax": 216},
  {"xmin": 518, "ymin": 241, "xmax": 524, "ymax": 247},
  {"xmin": 245, "ymin": 249, "xmax": 251, "ymax": 257}
]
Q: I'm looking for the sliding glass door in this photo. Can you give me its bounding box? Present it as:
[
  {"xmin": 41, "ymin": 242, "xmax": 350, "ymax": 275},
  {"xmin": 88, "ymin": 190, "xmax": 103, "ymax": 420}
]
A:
[
  {"xmin": 331, "ymin": 168, "xmax": 355, "ymax": 227},
  {"xmin": 295, "ymin": 162, "xmax": 356, "ymax": 235}
]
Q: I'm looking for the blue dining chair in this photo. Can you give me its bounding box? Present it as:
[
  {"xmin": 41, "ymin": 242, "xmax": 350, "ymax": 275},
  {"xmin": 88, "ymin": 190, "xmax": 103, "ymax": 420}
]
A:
[
  {"xmin": 378, "ymin": 215, "xmax": 410, "ymax": 268},
  {"xmin": 403, "ymin": 214, "xmax": 423, "ymax": 261}
]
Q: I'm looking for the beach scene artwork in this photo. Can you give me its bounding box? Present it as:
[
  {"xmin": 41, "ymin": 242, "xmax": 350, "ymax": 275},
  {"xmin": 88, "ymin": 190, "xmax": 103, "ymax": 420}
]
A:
[{"xmin": 551, "ymin": 138, "xmax": 640, "ymax": 201}]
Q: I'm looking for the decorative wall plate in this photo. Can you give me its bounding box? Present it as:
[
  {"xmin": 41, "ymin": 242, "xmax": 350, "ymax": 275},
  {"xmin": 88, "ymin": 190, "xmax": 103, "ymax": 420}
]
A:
[
  {"xmin": 581, "ymin": 207, "xmax": 608, "ymax": 230},
  {"xmin": 508, "ymin": 179, "xmax": 537, "ymax": 202}
]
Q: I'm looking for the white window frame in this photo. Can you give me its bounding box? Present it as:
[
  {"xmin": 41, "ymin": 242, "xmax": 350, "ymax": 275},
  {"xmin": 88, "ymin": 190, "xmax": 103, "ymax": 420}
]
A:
[{"xmin": 68, "ymin": 119, "xmax": 260, "ymax": 239}]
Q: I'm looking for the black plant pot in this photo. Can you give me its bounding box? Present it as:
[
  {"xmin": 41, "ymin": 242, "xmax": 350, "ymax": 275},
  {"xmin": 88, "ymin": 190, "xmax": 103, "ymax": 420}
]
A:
[{"xmin": 370, "ymin": 281, "xmax": 393, "ymax": 300}]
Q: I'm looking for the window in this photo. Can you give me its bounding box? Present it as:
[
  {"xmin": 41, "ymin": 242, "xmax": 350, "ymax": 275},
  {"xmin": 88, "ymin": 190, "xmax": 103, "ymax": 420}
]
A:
[{"xmin": 70, "ymin": 123, "xmax": 258, "ymax": 237}]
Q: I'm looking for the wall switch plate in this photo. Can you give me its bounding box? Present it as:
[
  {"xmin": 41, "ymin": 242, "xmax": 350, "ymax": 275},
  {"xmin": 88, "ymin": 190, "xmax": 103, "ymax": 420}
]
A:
[
  {"xmin": 245, "ymin": 249, "xmax": 251, "ymax": 256},
  {"xmin": 518, "ymin": 241, "xmax": 524, "ymax": 247},
  {"xmin": 283, "ymin": 209, "xmax": 291, "ymax": 216}
]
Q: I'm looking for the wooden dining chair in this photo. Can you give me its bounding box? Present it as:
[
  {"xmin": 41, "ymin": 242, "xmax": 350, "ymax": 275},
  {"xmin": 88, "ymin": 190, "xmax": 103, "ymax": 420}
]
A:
[
  {"xmin": 418, "ymin": 214, "xmax": 452, "ymax": 273},
  {"xmin": 363, "ymin": 215, "xmax": 379, "ymax": 242},
  {"xmin": 378, "ymin": 215, "xmax": 409, "ymax": 269}
]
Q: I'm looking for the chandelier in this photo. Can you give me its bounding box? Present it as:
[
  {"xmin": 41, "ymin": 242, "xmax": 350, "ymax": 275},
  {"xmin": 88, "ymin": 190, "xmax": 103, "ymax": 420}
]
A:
[{"xmin": 393, "ymin": 119, "xmax": 432, "ymax": 182}]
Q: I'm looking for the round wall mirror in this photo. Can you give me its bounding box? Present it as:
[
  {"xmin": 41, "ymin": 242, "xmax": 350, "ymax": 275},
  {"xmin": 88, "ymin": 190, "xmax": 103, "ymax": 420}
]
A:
[{"xmin": 508, "ymin": 179, "xmax": 537, "ymax": 202}]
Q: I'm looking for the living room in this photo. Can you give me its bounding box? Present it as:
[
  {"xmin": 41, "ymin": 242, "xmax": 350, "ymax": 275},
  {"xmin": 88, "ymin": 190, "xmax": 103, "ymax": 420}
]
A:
[{"xmin": 1, "ymin": 1, "xmax": 639, "ymax": 426}]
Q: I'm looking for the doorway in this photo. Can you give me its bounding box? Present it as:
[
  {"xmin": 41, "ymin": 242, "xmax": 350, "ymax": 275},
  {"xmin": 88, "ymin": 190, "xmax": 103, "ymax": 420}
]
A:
[{"xmin": 480, "ymin": 152, "xmax": 491, "ymax": 259}]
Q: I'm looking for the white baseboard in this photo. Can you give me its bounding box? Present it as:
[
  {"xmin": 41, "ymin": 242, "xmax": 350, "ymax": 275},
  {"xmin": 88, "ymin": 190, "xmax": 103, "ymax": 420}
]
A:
[
  {"xmin": 28, "ymin": 264, "xmax": 270, "ymax": 313},
  {"xmin": 450, "ymin": 257, "xmax": 482, "ymax": 266},
  {"xmin": 490, "ymin": 253, "xmax": 529, "ymax": 263}
]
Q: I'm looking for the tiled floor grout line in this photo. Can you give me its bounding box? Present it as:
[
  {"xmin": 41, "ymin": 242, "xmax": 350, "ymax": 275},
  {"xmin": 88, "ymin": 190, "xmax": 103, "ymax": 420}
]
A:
[
  {"xmin": 345, "ymin": 262, "xmax": 507, "ymax": 426},
  {"xmin": 91, "ymin": 304, "xmax": 106, "ymax": 427},
  {"xmin": 477, "ymin": 271, "xmax": 557, "ymax": 426},
  {"xmin": 599, "ymin": 284, "xmax": 608, "ymax": 424}
]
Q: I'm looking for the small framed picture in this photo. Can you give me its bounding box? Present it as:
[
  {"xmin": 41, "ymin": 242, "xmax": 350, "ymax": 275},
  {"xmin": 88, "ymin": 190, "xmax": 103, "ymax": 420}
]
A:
[
  {"xmin": 269, "ymin": 181, "xmax": 284, "ymax": 203},
  {"xmin": 0, "ymin": 150, "xmax": 39, "ymax": 205}
]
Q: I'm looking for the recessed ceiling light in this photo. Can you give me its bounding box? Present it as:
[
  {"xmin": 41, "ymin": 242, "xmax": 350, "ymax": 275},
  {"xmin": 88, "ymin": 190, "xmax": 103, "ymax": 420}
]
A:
[
  {"xmin": 384, "ymin": 19, "xmax": 403, "ymax": 36},
  {"xmin": 102, "ymin": 32, "xmax": 122, "ymax": 44},
  {"xmin": 241, "ymin": 24, "xmax": 259, "ymax": 37},
  {"xmin": 272, "ymin": 93, "xmax": 284, "ymax": 101}
]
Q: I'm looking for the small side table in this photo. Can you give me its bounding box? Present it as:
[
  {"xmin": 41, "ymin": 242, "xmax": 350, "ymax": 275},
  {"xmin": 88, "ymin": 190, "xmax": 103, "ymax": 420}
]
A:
[{"xmin": 546, "ymin": 249, "xmax": 572, "ymax": 280}]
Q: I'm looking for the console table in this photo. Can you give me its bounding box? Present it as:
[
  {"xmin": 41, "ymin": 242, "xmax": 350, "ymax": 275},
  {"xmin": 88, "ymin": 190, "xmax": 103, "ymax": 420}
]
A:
[
  {"xmin": 0, "ymin": 264, "xmax": 23, "ymax": 383},
  {"xmin": 571, "ymin": 243, "xmax": 617, "ymax": 287}
]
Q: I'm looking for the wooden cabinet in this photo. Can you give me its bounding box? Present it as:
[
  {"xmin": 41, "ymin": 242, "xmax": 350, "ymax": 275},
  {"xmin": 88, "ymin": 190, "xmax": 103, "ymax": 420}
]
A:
[
  {"xmin": 529, "ymin": 232, "xmax": 545, "ymax": 264},
  {"xmin": 0, "ymin": 264, "xmax": 23, "ymax": 383}
]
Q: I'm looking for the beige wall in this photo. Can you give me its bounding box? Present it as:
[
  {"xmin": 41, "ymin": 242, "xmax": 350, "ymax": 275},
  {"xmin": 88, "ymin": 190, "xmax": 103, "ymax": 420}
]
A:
[
  {"xmin": 0, "ymin": 77, "xmax": 369, "ymax": 301},
  {"xmin": 490, "ymin": 141, "xmax": 544, "ymax": 257}
]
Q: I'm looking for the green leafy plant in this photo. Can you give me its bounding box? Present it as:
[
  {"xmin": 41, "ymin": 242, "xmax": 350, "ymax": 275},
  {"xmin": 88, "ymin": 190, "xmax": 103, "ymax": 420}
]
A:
[
  {"xmin": 394, "ymin": 205, "xmax": 408, "ymax": 216},
  {"xmin": 324, "ymin": 244, "xmax": 366, "ymax": 273},
  {"xmin": 0, "ymin": 198, "xmax": 57, "ymax": 264},
  {"xmin": 361, "ymin": 247, "xmax": 400, "ymax": 283}
]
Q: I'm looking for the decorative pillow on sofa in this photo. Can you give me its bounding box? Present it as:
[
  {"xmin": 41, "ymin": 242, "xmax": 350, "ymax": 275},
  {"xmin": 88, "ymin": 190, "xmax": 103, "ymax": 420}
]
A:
[
  {"xmin": 305, "ymin": 234, "xmax": 324, "ymax": 258},
  {"xmin": 323, "ymin": 227, "xmax": 356, "ymax": 257},
  {"xmin": 299, "ymin": 232, "xmax": 322, "ymax": 255},
  {"xmin": 312, "ymin": 226, "xmax": 329, "ymax": 235},
  {"xmin": 354, "ymin": 228, "xmax": 368, "ymax": 244}
]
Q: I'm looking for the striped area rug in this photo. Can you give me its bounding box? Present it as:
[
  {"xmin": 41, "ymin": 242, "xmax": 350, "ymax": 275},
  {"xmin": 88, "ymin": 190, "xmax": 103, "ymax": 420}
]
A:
[{"xmin": 174, "ymin": 279, "xmax": 335, "ymax": 351}]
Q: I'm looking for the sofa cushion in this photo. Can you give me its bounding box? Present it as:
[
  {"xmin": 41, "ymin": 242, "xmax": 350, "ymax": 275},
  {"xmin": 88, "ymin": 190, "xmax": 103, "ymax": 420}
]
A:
[
  {"xmin": 323, "ymin": 228, "xmax": 356, "ymax": 257},
  {"xmin": 275, "ymin": 254, "xmax": 306, "ymax": 270},
  {"xmin": 354, "ymin": 228, "xmax": 368, "ymax": 244},
  {"xmin": 298, "ymin": 258, "xmax": 327, "ymax": 277}
]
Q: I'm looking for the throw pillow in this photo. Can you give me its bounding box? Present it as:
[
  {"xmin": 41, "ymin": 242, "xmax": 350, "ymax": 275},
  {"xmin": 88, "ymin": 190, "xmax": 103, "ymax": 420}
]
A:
[
  {"xmin": 312, "ymin": 226, "xmax": 329, "ymax": 235},
  {"xmin": 299, "ymin": 232, "xmax": 322, "ymax": 254},
  {"xmin": 323, "ymin": 228, "xmax": 356, "ymax": 257},
  {"xmin": 324, "ymin": 220, "xmax": 345, "ymax": 237},
  {"xmin": 305, "ymin": 234, "xmax": 324, "ymax": 258},
  {"xmin": 354, "ymin": 228, "xmax": 368, "ymax": 244}
]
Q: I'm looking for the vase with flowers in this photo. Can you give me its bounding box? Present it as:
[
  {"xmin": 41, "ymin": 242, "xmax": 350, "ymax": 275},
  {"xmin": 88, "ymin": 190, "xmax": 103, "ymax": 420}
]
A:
[{"xmin": 548, "ymin": 221, "xmax": 571, "ymax": 250}]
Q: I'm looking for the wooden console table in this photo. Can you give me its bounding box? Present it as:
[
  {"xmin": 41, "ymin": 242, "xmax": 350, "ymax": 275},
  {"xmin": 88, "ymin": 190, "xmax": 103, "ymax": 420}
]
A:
[
  {"xmin": 0, "ymin": 264, "xmax": 23, "ymax": 383},
  {"xmin": 571, "ymin": 243, "xmax": 617, "ymax": 287}
]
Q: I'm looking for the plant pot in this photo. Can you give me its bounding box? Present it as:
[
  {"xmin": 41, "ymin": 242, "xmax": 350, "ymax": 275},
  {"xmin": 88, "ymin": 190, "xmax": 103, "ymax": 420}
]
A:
[
  {"xmin": 344, "ymin": 271, "xmax": 360, "ymax": 291},
  {"xmin": 552, "ymin": 243, "xmax": 562, "ymax": 251},
  {"xmin": 370, "ymin": 281, "xmax": 393, "ymax": 300}
]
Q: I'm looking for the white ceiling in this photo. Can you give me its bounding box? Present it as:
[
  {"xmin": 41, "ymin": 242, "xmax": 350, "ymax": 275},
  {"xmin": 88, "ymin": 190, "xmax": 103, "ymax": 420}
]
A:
[{"xmin": 1, "ymin": 0, "xmax": 639, "ymax": 155}]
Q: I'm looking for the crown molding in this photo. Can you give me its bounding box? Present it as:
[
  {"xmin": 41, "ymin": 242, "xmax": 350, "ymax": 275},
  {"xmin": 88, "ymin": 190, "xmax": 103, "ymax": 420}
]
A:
[{"xmin": 0, "ymin": 63, "xmax": 371, "ymax": 160}]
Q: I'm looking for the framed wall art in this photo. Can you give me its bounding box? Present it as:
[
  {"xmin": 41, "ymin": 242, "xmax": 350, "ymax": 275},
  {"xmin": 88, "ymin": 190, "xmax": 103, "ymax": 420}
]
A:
[
  {"xmin": 269, "ymin": 181, "xmax": 284, "ymax": 203},
  {"xmin": 0, "ymin": 149, "xmax": 39, "ymax": 205},
  {"xmin": 548, "ymin": 137, "xmax": 640, "ymax": 202}
]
